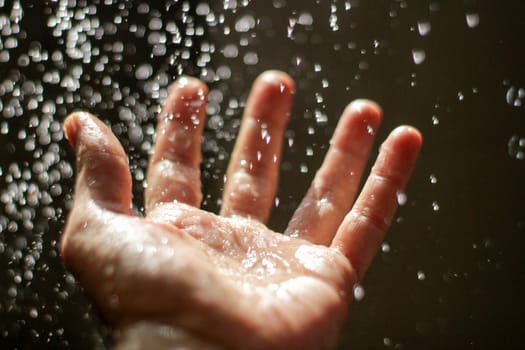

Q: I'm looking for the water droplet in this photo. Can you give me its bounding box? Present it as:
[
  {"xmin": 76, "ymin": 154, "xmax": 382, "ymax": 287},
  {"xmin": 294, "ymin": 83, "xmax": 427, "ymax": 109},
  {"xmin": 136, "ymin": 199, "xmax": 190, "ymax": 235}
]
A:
[
  {"xmin": 417, "ymin": 270, "xmax": 426, "ymax": 281},
  {"xmin": 235, "ymin": 14, "xmax": 256, "ymax": 33},
  {"xmin": 298, "ymin": 12, "xmax": 313, "ymax": 26},
  {"xmin": 243, "ymin": 52, "xmax": 258, "ymax": 65},
  {"xmin": 432, "ymin": 201, "xmax": 440, "ymax": 211},
  {"xmin": 417, "ymin": 21, "xmax": 431, "ymax": 36},
  {"xmin": 429, "ymin": 174, "xmax": 438, "ymax": 184},
  {"xmin": 396, "ymin": 191, "xmax": 407, "ymax": 206},
  {"xmin": 381, "ymin": 242, "xmax": 391, "ymax": 253},
  {"xmin": 353, "ymin": 284, "xmax": 365, "ymax": 301},
  {"xmin": 135, "ymin": 63, "xmax": 153, "ymax": 80},
  {"xmin": 506, "ymin": 86, "xmax": 524, "ymax": 107},
  {"xmin": 412, "ymin": 49, "xmax": 426, "ymax": 64},
  {"xmin": 29, "ymin": 308, "xmax": 38, "ymax": 318},
  {"xmin": 465, "ymin": 13, "xmax": 480, "ymax": 28},
  {"xmin": 508, "ymin": 135, "xmax": 525, "ymax": 160}
]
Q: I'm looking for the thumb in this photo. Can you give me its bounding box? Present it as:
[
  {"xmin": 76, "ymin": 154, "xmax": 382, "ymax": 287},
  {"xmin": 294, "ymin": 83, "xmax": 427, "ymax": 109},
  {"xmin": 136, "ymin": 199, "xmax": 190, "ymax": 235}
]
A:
[{"xmin": 64, "ymin": 112, "xmax": 132, "ymax": 214}]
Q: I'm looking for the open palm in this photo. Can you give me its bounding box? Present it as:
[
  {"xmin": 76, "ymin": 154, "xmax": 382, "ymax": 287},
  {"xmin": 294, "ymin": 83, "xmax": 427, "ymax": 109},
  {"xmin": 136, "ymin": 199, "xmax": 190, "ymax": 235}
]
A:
[{"xmin": 61, "ymin": 71, "xmax": 422, "ymax": 350}]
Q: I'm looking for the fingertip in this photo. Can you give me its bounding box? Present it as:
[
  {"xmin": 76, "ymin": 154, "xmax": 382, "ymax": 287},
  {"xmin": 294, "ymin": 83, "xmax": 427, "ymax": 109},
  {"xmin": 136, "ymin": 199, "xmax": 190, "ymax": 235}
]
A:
[
  {"xmin": 343, "ymin": 99, "xmax": 383, "ymax": 133},
  {"xmin": 345, "ymin": 99, "xmax": 383, "ymax": 120},
  {"xmin": 389, "ymin": 125, "xmax": 423, "ymax": 152},
  {"xmin": 256, "ymin": 70, "xmax": 296, "ymax": 95},
  {"xmin": 63, "ymin": 112, "xmax": 83, "ymax": 149},
  {"xmin": 64, "ymin": 112, "xmax": 106, "ymax": 150},
  {"xmin": 169, "ymin": 76, "xmax": 209, "ymax": 100}
]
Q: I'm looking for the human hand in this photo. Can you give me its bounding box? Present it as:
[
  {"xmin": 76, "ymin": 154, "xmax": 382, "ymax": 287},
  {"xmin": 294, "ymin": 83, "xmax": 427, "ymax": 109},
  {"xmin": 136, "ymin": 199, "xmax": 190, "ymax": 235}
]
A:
[{"xmin": 61, "ymin": 71, "xmax": 422, "ymax": 350}]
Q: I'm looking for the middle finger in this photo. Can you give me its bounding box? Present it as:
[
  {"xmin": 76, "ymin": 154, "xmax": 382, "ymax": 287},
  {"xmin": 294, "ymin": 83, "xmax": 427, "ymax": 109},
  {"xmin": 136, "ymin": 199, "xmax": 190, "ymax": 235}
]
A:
[{"xmin": 220, "ymin": 71, "xmax": 295, "ymax": 223}]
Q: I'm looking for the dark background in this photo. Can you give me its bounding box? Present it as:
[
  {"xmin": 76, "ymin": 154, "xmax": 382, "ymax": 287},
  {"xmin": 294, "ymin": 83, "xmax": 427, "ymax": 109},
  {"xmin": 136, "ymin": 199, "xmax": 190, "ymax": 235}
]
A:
[{"xmin": 0, "ymin": 0, "xmax": 524, "ymax": 349}]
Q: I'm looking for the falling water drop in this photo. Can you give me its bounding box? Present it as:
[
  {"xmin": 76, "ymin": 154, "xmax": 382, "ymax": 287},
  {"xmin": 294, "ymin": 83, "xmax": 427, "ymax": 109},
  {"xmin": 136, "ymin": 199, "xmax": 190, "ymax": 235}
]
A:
[
  {"xmin": 417, "ymin": 21, "xmax": 431, "ymax": 36},
  {"xmin": 412, "ymin": 49, "xmax": 426, "ymax": 65},
  {"xmin": 396, "ymin": 191, "xmax": 407, "ymax": 206},
  {"xmin": 353, "ymin": 284, "xmax": 366, "ymax": 301},
  {"xmin": 465, "ymin": 13, "xmax": 480, "ymax": 28},
  {"xmin": 417, "ymin": 270, "xmax": 426, "ymax": 281}
]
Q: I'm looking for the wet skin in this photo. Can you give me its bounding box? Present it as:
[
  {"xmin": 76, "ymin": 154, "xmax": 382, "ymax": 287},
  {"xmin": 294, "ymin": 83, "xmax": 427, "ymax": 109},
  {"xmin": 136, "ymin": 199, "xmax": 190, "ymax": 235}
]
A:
[{"xmin": 61, "ymin": 71, "xmax": 422, "ymax": 350}]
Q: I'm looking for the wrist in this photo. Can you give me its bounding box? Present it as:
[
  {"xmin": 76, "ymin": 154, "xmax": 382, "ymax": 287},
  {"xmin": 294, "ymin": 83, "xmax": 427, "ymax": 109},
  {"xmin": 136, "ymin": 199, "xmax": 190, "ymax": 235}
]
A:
[{"xmin": 112, "ymin": 321, "xmax": 222, "ymax": 350}]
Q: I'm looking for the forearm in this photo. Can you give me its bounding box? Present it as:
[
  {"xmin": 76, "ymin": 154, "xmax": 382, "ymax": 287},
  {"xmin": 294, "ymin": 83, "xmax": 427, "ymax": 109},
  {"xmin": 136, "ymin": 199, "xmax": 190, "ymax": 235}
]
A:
[{"xmin": 113, "ymin": 321, "xmax": 222, "ymax": 350}]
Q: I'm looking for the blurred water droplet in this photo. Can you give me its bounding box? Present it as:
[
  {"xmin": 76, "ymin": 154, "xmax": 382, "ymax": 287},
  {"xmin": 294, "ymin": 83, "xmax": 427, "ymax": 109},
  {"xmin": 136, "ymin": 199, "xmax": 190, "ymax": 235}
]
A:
[
  {"xmin": 417, "ymin": 270, "xmax": 426, "ymax": 280},
  {"xmin": 298, "ymin": 12, "xmax": 313, "ymax": 26},
  {"xmin": 466, "ymin": 13, "xmax": 480, "ymax": 28},
  {"xmin": 417, "ymin": 21, "xmax": 431, "ymax": 36},
  {"xmin": 381, "ymin": 242, "xmax": 391, "ymax": 253},
  {"xmin": 508, "ymin": 135, "xmax": 525, "ymax": 160},
  {"xmin": 29, "ymin": 308, "xmax": 38, "ymax": 318},
  {"xmin": 412, "ymin": 49, "xmax": 426, "ymax": 64},
  {"xmin": 235, "ymin": 14, "xmax": 256, "ymax": 32},
  {"xmin": 432, "ymin": 201, "xmax": 440, "ymax": 211},
  {"xmin": 506, "ymin": 86, "xmax": 524, "ymax": 107},
  {"xmin": 353, "ymin": 284, "xmax": 365, "ymax": 301},
  {"xmin": 243, "ymin": 52, "xmax": 258, "ymax": 65},
  {"xmin": 397, "ymin": 191, "xmax": 407, "ymax": 206}
]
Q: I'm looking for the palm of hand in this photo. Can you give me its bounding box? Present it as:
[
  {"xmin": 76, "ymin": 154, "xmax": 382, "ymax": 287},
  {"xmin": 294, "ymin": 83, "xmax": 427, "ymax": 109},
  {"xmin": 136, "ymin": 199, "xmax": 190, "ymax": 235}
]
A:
[{"xmin": 61, "ymin": 71, "xmax": 421, "ymax": 350}]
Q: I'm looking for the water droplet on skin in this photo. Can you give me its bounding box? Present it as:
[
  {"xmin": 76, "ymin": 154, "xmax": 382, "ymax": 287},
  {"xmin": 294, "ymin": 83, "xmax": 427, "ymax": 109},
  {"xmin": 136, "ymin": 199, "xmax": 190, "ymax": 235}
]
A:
[
  {"xmin": 366, "ymin": 124, "xmax": 375, "ymax": 135},
  {"xmin": 190, "ymin": 114, "xmax": 200, "ymax": 125},
  {"xmin": 103, "ymin": 264, "xmax": 115, "ymax": 277},
  {"xmin": 353, "ymin": 284, "xmax": 365, "ymax": 301},
  {"xmin": 177, "ymin": 77, "xmax": 189, "ymax": 87}
]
